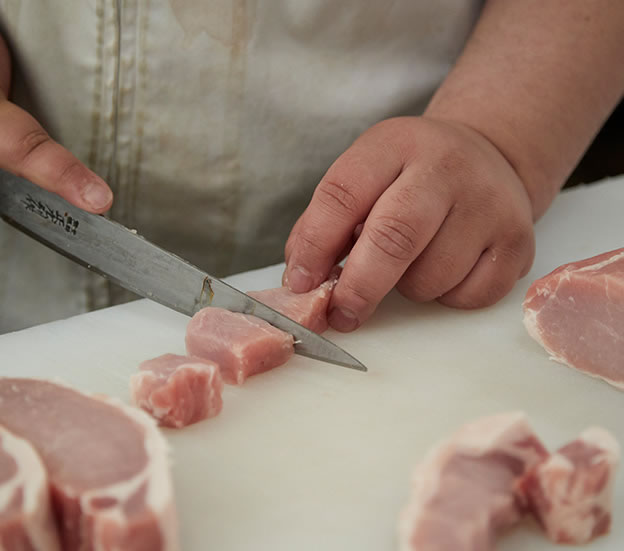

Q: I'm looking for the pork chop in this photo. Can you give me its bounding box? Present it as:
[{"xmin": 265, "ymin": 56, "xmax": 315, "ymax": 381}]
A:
[
  {"xmin": 248, "ymin": 277, "xmax": 337, "ymax": 334},
  {"xmin": 131, "ymin": 353, "xmax": 223, "ymax": 428},
  {"xmin": 398, "ymin": 412, "xmax": 547, "ymax": 551},
  {"xmin": 186, "ymin": 307, "xmax": 294, "ymax": 385},
  {"xmin": 0, "ymin": 378, "xmax": 178, "ymax": 551},
  {"xmin": 516, "ymin": 427, "xmax": 620, "ymax": 544},
  {"xmin": 523, "ymin": 248, "xmax": 624, "ymax": 389},
  {"xmin": 0, "ymin": 426, "xmax": 60, "ymax": 551}
]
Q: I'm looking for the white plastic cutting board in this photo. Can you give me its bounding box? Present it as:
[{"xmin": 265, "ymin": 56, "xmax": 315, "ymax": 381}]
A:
[{"xmin": 1, "ymin": 176, "xmax": 624, "ymax": 550}]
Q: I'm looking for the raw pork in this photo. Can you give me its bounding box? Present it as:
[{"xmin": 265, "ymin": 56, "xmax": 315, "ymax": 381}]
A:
[
  {"xmin": 517, "ymin": 427, "xmax": 620, "ymax": 544},
  {"xmin": 0, "ymin": 426, "xmax": 60, "ymax": 551},
  {"xmin": 523, "ymin": 248, "xmax": 624, "ymax": 389},
  {"xmin": 131, "ymin": 353, "xmax": 223, "ymax": 428},
  {"xmin": 0, "ymin": 378, "xmax": 178, "ymax": 551},
  {"xmin": 248, "ymin": 277, "xmax": 337, "ymax": 334},
  {"xmin": 398, "ymin": 412, "xmax": 547, "ymax": 551},
  {"xmin": 186, "ymin": 307, "xmax": 294, "ymax": 385}
]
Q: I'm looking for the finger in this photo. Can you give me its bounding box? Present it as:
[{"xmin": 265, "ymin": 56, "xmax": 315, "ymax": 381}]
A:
[
  {"xmin": 334, "ymin": 223, "xmax": 363, "ymax": 265},
  {"xmin": 283, "ymin": 215, "xmax": 305, "ymax": 285},
  {"xmin": 284, "ymin": 122, "xmax": 405, "ymax": 293},
  {"xmin": 395, "ymin": 205, "xmax": 487, "ymax": 302},
  {"xmin": 284, "ymin": 214, "xmax": 304, "ymax": 267},
  {"xmin": 438, "ymin": 228, "xmax": 535, "ymax": 309},
  {"xmin": 0, "ymin": 35, "xmax": 10, "ymax": 97},
  {"xmin": 283, "ymin": 221, "xmax": 359, "ymax": 287},
  {"xmin": 0, "ymin": 100, "xmax": 113, "ymax": 213},
  {"xmin": 327, "ymin": 166, "xmax": 451, "ymax": 332}
]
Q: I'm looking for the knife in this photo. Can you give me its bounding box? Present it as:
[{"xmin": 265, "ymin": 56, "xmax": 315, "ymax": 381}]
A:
[{"xmin": 0, "ymin": 171, "xmax": 366, "ymax": 372}]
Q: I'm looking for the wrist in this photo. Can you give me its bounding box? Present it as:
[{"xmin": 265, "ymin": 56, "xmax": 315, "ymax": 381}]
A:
[{"xmin": 423, "ymin": 103, "xmax": 560, "ymax": 221}]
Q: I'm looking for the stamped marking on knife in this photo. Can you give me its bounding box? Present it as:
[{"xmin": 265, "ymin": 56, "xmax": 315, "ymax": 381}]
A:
[{"xmin": 22, "ymin": 194, "xmax": 80, "ymax": 235}]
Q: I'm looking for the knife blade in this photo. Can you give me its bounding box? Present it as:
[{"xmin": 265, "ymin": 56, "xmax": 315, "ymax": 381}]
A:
[{"xmin": 0, "ymin": 170, "xmax": 366, "ymax": 372}]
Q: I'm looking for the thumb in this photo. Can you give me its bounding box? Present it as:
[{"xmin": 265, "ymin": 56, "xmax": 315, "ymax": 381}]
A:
[{"xmin": 0, "ymin": 99, "xmax": 113, "ymax": 213}]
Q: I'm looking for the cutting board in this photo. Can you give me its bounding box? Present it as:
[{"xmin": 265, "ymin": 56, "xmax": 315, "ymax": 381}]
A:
[{"xmin": 1, "ymin": 176, "xmax": 624, "ymax": 550}]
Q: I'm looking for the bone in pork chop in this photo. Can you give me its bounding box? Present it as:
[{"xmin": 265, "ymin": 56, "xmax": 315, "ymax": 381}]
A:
[
  {"xmin": 248, "ymin": 276, "xmax": 338, "ymax": 334},
  {"xmin": 186, "ymin": 307, "xmax": 294, "ymax": 385},
  {"xmin": 523, "ymin": 248, "xmax": 624, "ymax": 389},
  {"xmin": 516, "ymin": 427, "xmax": 620, "ymax": 544},
  {"xmin": 398, "ymin": 412, "xmax": 547, "ymax": 551},
  {"xmin": 131, "ymin": 353, "xmax": 223, "ymax": 428},
  {"xmin": 0, "ymin": 426, "xmax": 61, "ymax": 551},
  {"xmin": 0, "ymin": 378, "xmax": 178, "ymax": 551}
]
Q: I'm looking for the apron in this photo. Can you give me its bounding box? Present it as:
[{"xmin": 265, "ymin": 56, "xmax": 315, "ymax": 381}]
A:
[{"xmin": 0, "ymin": 0, "xmax": 482, "ymax": 332}]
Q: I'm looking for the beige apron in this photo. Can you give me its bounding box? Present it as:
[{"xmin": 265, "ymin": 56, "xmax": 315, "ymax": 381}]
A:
[{"xmin": 0, "ymin": 0, "xmax": 482, "ymax": 332}]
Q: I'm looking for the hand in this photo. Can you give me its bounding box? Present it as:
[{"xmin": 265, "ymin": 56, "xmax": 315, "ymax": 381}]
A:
[
  {"xmin": 0, "ymin": 93, "xmax": 113, "ymax": 213},
  {"xmin": 284, "ymin": 116, "xmax": 535, "ymax": 332}
]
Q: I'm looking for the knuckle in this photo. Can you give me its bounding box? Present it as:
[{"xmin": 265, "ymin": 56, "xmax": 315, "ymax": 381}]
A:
[
  {"xmin": 293, "ymin": 229, "xmax": 326, "ymax": 258},
  {"xmin": 314, "ymin": 178, "xmax": 361, "ymax": 218},
  {"xmin": 502, "ymin": 224, "xmax": 534, "ymax": 258},
  {"xmin": 367, "ymin": 216, "xmax": 419, "ymax": 262},
  {"xmin": 12, "ymin": 128, "xmax": 52, "ymax": 167},
  {"xmin": 489, "ymin": 224, "xmax": 534, "ymax": 270},
  {"xmin": 441, "ymin": 271, "xmax": 512, "ymax": 310},
  {"xmin": 396, "ymin": 276, "xmax": 434, "ymax": 303},
  {"xmin": 397, "ymin": 254, "xmax": 456, "ymax": 302},
  {"xmin": 339, "ymin": 278, "xmax": 377, "ymax": 311},
  {"xmin": 55, "ymin": 159, "xmax": 85, "ymax": 188},
  {"xmin": 480, "ymin": 277, "xmax": 512, "ymax": 307}
]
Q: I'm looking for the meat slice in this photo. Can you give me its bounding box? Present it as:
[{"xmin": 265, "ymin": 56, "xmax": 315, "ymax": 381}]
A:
[
  {"xmin": 398, "ymin": 412, "xmax": 548, "ymax": 551},
  {"xmin": 248, "ymin": 276, "xmax": 337, "ymax": 334},
  {"xmin": 186, "ymin": 307, "xmax": 294, "ymax": 385},
  {"xmin": 130, "ymin": 353, "xmax": 223, "ymax": 428},
  {"xmin": 0, "ymin": 378, "xmax": 178, "ymax": 551},
  {"xmin": 516, "ymin": 427, "xmax": 620, "ymax": 544},
  {"xmin": 523, "ymin": 248, "xmax": 624, "ymax": 389},
  {"xmin": 0, "ymin": 426, "xmax": 61, "ymax": 551}
]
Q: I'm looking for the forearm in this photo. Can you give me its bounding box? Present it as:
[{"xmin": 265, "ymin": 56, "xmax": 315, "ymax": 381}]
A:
[
  {"xmin": 0, "ymin": 32, "xmax": 10, "ymax": 98},
  {"xmin": 425, "ymin": 0, "xmax": 624, "ymax": 220}
]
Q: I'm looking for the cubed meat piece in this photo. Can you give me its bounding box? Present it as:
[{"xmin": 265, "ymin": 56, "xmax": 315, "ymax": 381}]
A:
[
  {"xmin": 398, "ymin": 412, "xmax": 548, "ymax": 551},
  {"xmin": 0, "ymin": 426, "xmax": 61, "ymax": 551},
  {"xmin": 0, "ymin": 378, "xmax": 178, "ymax": 551},
  {"xmin": 523, "ymin": 248, "xmax": 624, "ymax": 389},
  {"xmin": 130, "ymin": 353, "xmax": 223, "ymax": 428},
  {"xmin": 516, "ymin": 427, "xmax": 620, "ymax": 544},
  {"xmin": 248, "ymin": 277, "xmax": 337, "ymax": 334},
  {"xmin": 186, "ymin": 307, "xmax": 294, "ymax": 385}
]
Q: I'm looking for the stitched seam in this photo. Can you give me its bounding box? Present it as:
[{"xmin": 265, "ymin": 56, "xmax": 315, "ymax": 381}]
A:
[
  {"xmin": 87, "ymin": 0, "xmax": 105, "ymax": 175},
  {"xmin": 221, "ymin": 0, "xmax": 249, "ymax": 275},
  {"xmin": 128, "ymin": 0, "xmax": 150, "ymax": 228},
  {"xmin": 109, "ymin": 0, "xmax": 122, "ymax": 196}
]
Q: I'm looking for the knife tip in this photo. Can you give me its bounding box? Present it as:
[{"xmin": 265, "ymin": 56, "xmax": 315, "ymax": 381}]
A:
[
  {"xmin": 347, "ymin": 359, "xmax": 368, "ymax": 372},
  {"xmin": 294, "ymin": 346, "xmax": 368, "ymax": 372}
]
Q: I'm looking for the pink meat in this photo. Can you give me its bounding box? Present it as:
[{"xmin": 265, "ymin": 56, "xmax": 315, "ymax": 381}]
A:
[
  {"xmin": 248, "ymin": 277, "xmax": 337, "ymax": 334},
  {"xmin": 516, "ymin": 427, "xmax": 620, "ymax": 544},
  {"xmin": 186, "ymin": 307, "xmax": 294, "ymax": 385},
  {"xmin": 0, "ymin": 426, "xmax": 61, "ymax": 551},
  {"xmin": 130, "ymin": 353, "xmax": 223, "ymax": 428},
  {"xmin": 523, "ymin": 248, "xmax": 624, "ymax": 389},
  {"xmin": 0, "ymin": 378, "xmax": 178, "ymax": 551},
  {"xmin": 398, "ymin": 412, "xmax": 548, "ymax": 551}
]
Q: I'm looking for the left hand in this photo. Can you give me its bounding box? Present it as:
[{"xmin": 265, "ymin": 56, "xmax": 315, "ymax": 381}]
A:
[{"xmin": 283, "ymin": 116, "xmax": 535, "ymax": 332}]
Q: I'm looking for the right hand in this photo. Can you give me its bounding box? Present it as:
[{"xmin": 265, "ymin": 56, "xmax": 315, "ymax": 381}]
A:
[{"xmin": 0, "ymin": 92, "xmax": 113, "ymax": 213}]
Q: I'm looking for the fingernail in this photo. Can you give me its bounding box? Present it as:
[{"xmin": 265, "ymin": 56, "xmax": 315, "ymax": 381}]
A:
[
  {"xmin": 80, "ymin": 177, "xmax": 113, "ymax": 210},
  {"xmin": 328, "ymin": 307, "xmax": 359, "ymax": 332},
  {"xmin": 287, "ymin": 265, "xmax": 313, "ymax": 293}
]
